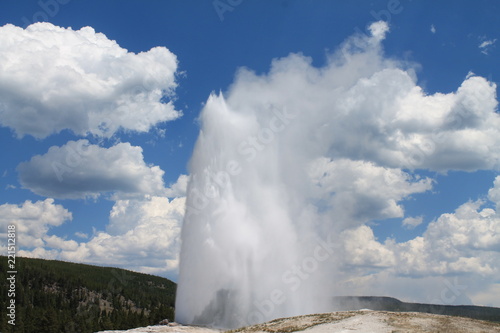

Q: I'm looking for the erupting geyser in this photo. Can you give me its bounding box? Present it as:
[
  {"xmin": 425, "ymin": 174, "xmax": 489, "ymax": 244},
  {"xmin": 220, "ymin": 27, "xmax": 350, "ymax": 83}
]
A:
[
  {"xmin": 176, "ymin": 21, "xmax": 412, "ymax": 328},
  {"xmin": 175, "ymin": 91, "xmax": 338, "ymax": 328}
]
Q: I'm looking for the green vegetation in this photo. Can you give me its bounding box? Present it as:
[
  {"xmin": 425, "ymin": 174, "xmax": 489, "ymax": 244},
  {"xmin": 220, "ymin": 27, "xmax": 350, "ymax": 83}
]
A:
[{"xmin": 0, "ymin": 256, "xmax": 176, "ymax": 333}]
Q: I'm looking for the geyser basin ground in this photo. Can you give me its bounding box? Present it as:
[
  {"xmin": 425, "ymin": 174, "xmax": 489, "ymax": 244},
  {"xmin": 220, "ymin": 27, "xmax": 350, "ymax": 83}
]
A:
[{"xmin": 97, "ymin": 310, "xmax": 500, "ymax": 332}]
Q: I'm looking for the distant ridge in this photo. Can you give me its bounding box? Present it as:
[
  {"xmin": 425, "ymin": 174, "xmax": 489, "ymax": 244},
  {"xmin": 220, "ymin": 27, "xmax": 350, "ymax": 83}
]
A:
[
  {"xmin": 0, "ymin": 256, "xmax": 175, "ymax": 333},
  {"xmin": 333, "ymin": 296, "xmax": 500, "ymax": 323}
]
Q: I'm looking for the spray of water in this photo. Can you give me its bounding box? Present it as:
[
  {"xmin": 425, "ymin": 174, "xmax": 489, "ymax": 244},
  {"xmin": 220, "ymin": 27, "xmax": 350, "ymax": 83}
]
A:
[{"xmin": 175, "ymin": 21, "xmax": 397, "ymax": 328}]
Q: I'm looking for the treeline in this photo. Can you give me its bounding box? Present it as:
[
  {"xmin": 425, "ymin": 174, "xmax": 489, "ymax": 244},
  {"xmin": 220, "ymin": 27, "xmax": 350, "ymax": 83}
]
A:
[{"xmin": 0, "ymin": 256, "xmax": 176, "ymax": 333}]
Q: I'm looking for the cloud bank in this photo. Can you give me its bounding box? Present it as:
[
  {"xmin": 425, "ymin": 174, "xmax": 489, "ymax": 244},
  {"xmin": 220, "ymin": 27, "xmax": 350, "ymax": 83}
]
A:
[
  {"xmin": 337, "ymin": 176, "xmax": 500, "ymax": 306},
  {"xmin": 4, "ymin": 195, "xmax": 185, "ymax": 278},
  {"xmin": 0, "ymin": 23, "xmax": 180, "ymax": 138}
]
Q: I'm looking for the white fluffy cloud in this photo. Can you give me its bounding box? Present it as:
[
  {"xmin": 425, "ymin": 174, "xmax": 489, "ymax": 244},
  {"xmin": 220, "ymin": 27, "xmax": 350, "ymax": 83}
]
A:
[
  {"xmin": 17, "ymin": 140, "xmax": 167, "ymax": 199},
  {"xmin": 402, "ymin": 216, "xmax": 423, "ymax": 229},
  {"xmin": 384, "ymin": 198, "xmax": 499, "ymax": 278},
  {"xmin": 19, "ymin": 196, "xmax": 185, "ymax": 277},
  {"xmin": 341, "ymin": 225, "xmax": 395, "ymax": 268},
  {"xmin": 31, "ymin": 196, "xmax": 185, "ymax": 277},
  {"xmin": 368, "ymin": 21, "xmax": 389, "ymax": 42},
  {"xmin": 0, "ymin": 199, "xmax": 72, "ymax": 248},
  {"xmin": 1, "ymin": 22, "xmax": 187, "ymax": 278},
  {"xmin": 165, "ymin": 174, "xmax": 189, "ymax": 198},
  {"xmin": 224, "ymin": 39, "xmax": 499, "ymax": 173},
  {"xmin": 0, "ymin": 23, "xmax": 181, "ymax": 138},
  {"xmin": 308, "ymin": 158, "xmax": 432, "ymax": 226},
  {"xmin": 347, "ymin": 199, "xmax": 500, "ymax": 277},
  {"xmin": 332, "ymin": 176, "xmax": 500, "ymax": 306},
  {"xmin": 74, "ymin": 196, "xmax": 184, "ymax": 275}
]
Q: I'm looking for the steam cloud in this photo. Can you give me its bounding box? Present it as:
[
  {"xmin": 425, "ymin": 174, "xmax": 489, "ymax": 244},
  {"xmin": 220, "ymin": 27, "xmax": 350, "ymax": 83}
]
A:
[{"xmin": 175, "ymin": 21, "xmax": 499, "ymax": 328}]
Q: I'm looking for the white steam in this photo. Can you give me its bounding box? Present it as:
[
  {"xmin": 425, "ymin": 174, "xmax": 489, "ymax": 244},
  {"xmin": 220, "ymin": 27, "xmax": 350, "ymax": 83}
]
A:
[{"xmin": 175, "ymin": 21, "xmax": 499, "ymax": 328}]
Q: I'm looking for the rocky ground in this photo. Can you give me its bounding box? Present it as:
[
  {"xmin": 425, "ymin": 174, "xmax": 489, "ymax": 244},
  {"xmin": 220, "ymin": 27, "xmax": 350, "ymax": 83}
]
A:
[
  {"xmin": 96, "ymin": 322, "xmax": 219, "ymax": 333},
  {"xmin": 97, "ymin": 309, "xmax": 500, "ymax": 333}
]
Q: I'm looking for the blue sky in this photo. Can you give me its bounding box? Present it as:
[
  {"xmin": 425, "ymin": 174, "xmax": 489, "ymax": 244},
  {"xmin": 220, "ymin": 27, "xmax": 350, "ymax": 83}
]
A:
[{"xmin": 1, "ymin": 1, "xmax": 500, "ymax": 307}]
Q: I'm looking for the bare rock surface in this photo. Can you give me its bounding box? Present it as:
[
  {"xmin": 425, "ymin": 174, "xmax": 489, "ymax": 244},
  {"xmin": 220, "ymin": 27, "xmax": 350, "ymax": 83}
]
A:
[
  {"xmin": 232, "ymin": 310, "xmax": 500, "ymax": 333},
  {"xmin": 96, "ymin": 323, "xmax": 220, "ymax": 333},
  {"xmin": 97, "ymin": 310, "xmax": 500, "ymax": 333}
]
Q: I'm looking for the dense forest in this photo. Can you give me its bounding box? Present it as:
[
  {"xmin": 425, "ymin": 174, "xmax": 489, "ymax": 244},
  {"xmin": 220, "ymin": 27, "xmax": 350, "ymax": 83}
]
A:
[{"xmin": 0, "ymin": 256, "xmax": 176, "ymax": 333}]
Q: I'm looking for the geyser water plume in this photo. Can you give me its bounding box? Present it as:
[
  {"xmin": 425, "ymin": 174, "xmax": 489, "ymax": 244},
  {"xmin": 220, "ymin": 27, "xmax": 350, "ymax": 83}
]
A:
[
  {"xmin": 176, "ymin": 21, "xmax": 403, "ymax": 328},
  {"xmin": 175, "ymin": 94, "xmax": 334, "ymax": 328}
]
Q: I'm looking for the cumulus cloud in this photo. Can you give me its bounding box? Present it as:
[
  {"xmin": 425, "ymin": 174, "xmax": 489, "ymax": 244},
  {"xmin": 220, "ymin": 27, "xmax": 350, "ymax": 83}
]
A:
[
  {"xmin": 341, "ymin": 225, "xmax": 395, "ymax": 268},
  {"xmin": 44, "ymin": 234, "xmax": 79, "ymax": 251},
  {"xmin": 0, "ymin": 199, "xmax": 72, "ymax": 248},
  {"xmin": 332, "ymin": 177, "xmax": 500, "ymax": 306},
  {"xmin": 224, "ymin": 39, "xmax": 499, "ymax": 173},
  {"xmin": 20, "ymin": 196, "xmax": 185, "ymax": 277},
  {"xmin": 342, "ymin": 196, "xmax": 500, "ymax": 278},
  {"xmin": 379, "ymin": 198, "xmax": 498, "ymax": 279},
  {"xmin": 165, "ymin": 174, "xmax": 189, "ymax": 198},
  {"xmin": 308, "ymin": 158, "xmax": 432, "ymax": 226},
  {"xmin": 17, "ymin": 140, "xmax": 167, "ymax": 199},
  {"xmin": 487, "ymin": 175, "xmax": 500, "ymax": 209},
  {"xmin": 0, "ymin": 23, "xmax": 181, "ymax": 138},
  {"xmin": 402, "ymin": 216, "xmax": 423, "ymax": 229},
  {"xmin": 368, "ymin": 21, "xmax": 389, "ymax": 42}
]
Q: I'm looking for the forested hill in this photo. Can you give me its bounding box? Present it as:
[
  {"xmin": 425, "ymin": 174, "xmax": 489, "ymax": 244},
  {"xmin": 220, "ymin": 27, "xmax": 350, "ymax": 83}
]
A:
[{"xmin": 0, "ymin": 256, "xmax": 176, "ymax": 333}]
